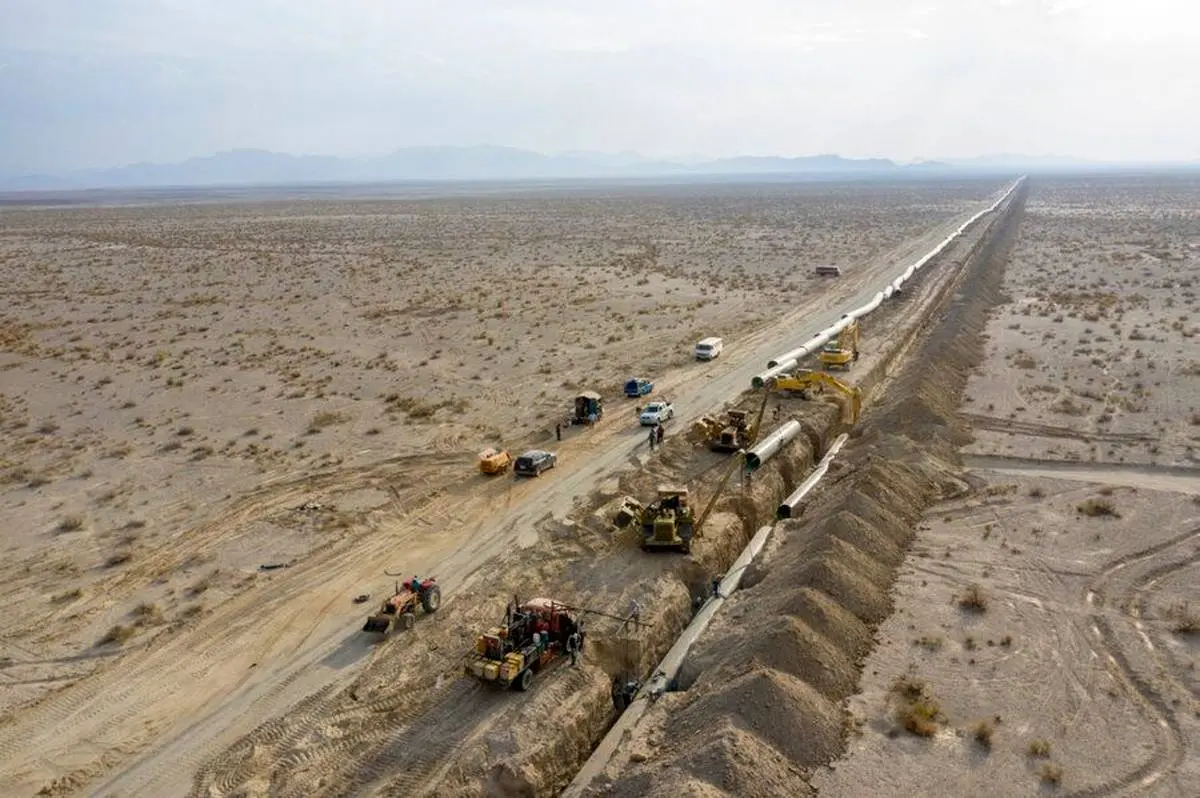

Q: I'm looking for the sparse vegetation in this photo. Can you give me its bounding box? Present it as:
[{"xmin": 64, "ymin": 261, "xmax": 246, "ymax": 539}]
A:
[
  {"xmin": 1076, "ymin": 497, "xmax": 1120, "ymax": 518},
  {"xmin": 970, "ymin": 719, "xmax": 994, "ymax": 749},
  {"xmin": 105, "ymin": 550, "xmax": 133, "ymax": 568},
  {"xmin": 889, "ymin": 675, "xmax": 943, "ymax": 737},
  {"xmin": 1039, "ymin": 762, "xmax": 1063, "ymax": 786},
  {"xmin": 958, "ymin": 583, "xmax": 988, "ymax": 612},
  {"xmin": 98, "ymin": 624, "xmax": 136, "ymax": 646},
  {"xmin": 1167, "ymin": 602, "xmax": 1199, "ymax": 635},
  {"xmin": 56, "ymin": 515, "xmax": 84, "ymax": 533},
  {"xmin": 1027, "ymin": 738, "xmax": 1052, "ymax": 757}
]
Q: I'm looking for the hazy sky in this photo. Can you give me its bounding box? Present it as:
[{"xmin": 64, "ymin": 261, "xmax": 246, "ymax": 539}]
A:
[{"xmin": 1, "ymin": 0, "xmax": 1196, "ymax": 171}]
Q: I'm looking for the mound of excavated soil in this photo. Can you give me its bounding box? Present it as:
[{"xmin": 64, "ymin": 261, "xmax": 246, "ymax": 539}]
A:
[
  {"xmin": 670, "ymin": 668, "xmax": 843, "ymax": 768},
  {"xmin": 607, "ymin": 724, "xmax": 815, "ymax": 798},
  {"xmin": 677, "ymin": 614, "xmax": 858, "ymax": 699},
  {"xmin": 768, "ymin": 586, "xmax": 873, "ymax": 662}
]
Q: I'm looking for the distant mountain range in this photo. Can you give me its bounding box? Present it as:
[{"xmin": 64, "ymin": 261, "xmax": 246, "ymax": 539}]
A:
[{"xmin": 1, "ymin": 146, "xmax": 1194, "ymax": 191}]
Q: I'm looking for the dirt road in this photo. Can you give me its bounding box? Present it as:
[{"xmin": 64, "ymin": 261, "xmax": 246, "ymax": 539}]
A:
[{"xmin": 0, "ymin": 196, "xmax": 1007, "ymax": 798}]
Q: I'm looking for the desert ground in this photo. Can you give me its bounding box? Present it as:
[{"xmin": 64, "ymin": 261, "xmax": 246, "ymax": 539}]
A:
[
  {"xmin": 0, "ymin": 178, "xmax": 1006, "ymax": 796},
  {"xmin": 5, "ymin": 174, "xmax": 1192, "ymax": 798}
]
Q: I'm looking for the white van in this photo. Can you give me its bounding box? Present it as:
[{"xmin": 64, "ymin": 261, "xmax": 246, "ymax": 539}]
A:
[{"xmin": 695, "ymin": 337, "xmax": 724, "ymax": 361}]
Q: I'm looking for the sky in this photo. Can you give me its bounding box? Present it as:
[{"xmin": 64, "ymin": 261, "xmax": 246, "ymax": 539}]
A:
[{"xmin": 1, "ymin": 0, "xmax": 1197, "ymax": 172}]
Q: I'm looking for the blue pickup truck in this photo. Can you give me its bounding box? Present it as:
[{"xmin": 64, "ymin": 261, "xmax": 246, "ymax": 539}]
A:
[{"xmin": 624, "ymin": 378, "xmax": 654, "ymax": 398}]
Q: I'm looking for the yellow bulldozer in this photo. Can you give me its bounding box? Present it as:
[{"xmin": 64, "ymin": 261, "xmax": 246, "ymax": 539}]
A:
[
  {"xmin": 817, "ymin": 319, "xmax": 860, "ymax": 371},
  {"xmin": 770, "ymin": 369, "xmax": 862, "ymax": 425}
]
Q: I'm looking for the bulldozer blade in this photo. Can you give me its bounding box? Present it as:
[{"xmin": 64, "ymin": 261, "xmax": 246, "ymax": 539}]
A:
[{"xmin": 362, "ymin": 616, "xmax": 393, "ymax": 634}]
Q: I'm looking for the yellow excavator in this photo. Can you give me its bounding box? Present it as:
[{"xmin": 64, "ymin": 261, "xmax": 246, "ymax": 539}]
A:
[
  {"xmin": 817, "ymin": 319, "xmax": 860, "ymax": 371},
  {"xmin": 770, "ymin": 369, "xmax": 862, "ymax": 425}
]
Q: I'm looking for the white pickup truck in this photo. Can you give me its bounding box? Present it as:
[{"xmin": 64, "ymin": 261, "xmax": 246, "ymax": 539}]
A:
[{"xmin": 639, "ymin": 400, "xmax": 675, "ymax": 426}]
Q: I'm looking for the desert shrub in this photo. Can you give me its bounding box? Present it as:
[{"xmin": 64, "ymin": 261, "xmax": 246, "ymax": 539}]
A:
[
  {"xmin": 57, "ymin": 516, "xmax": 84, "ymax": 533},
  {"xmin": 1077, "ymin": 497, "xmax": 1120, "ymax": 518},
  {"xmin": 1040, "ymin": 763, "xmax": 1063, "ymax": 785},
  {"xmin": 1168, "ymin": 603, "xmax": 1199, "ymax": 635},
  {"xmin": 105, "ymin": 550, "xmax": 133, "ymax": 567},
  {"xmin": 959, "ymin": 583, "xmax": 988, "ymax": 612},
  {"xmin": 98, "ymin": 624, "xmax": 135, "ymax": 646},
  {"xmin": 1027, "ymin": 739, "xmax": 1052, "ymax": 757},
  {"xmin": 970, "ymin": 719, "xmax": 995, "ymax": 749},
  {"xmin": 889, "ymin": 675, "xmax": 942, "ymax": 737}
]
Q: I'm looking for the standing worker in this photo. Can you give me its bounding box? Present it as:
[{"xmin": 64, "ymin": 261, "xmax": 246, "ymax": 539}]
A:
[
  {"xmin": 567, "ymin": 632, "xmax": 582, "ymax": 666},
  {"xmin": 656, "ymin": 424, "xmax": 664, "ymax": 447},
  {"xmin": 647, "ymin": 426, "xmax": 657, "ymax": 451},
  {"xmin": 555, "ymin": 422, "xmax": 562, "ymax": 441}
]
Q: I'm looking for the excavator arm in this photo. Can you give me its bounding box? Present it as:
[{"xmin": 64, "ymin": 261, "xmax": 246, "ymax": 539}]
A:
[
  {"xmin": 768, "ymin": 370, "xmax": 861, "ymax": 425},
  {"xmin": 694, "ymin": 385, "xmax": 773, "ymax": 538}
]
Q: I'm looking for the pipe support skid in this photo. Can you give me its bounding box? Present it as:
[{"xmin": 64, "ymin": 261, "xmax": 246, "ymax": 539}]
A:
[
  {"xmin": 752, "ymin": 176, "xmax": 1025, "ymax": 390},
  {"xmin": 744, "ymin": 419, "xmax": 802, "ymax": 471},
  {"xmin": 777, "ymin": 433, "xmax": 849, "ymax": 518}
]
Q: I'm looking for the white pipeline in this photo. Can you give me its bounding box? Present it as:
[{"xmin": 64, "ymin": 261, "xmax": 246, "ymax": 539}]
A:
[
  {"xmin": 752, "ymin": 176, "xmax": 1024, "ymax": 390},
  {"xmin": 744, "ymin": 419, "xmax": 803, "ymax": 470},
  {"xmin": 776, "ymin": 433, "xmax": 849, "ymax": 518}
]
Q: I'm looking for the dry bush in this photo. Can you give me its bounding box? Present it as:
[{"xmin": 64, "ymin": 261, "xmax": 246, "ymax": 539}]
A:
[
  {"xmin": 1028, "ymin": 486, "xmax": 1045, "ymax": 498},
  {"xmin": 970, "ymin": 719, "xmax": 995, "ymax": 750},
  {"xmin": 308, "ymin": 410, "xmax": 348, "ymax": 431},
  {"xmin": 57, "ymin": 516, "xmax": 84, "ymax": 533},
  {"xmin": 1040, "ymin": 763, "xmax": 1063, "ymax": 785},
  {"xmin": 1077, "ymin": 497, "xmax": 1120, "ymax": 518},
  {"xmin": 1167, "ymin": 603, "xmax": 1199, "ymax": 635},
  {"xmin": 1027, "ymin": 739, "xmax": 1052, "ymax": 757},
  {"xmin": 959, "ymin": 583, "xmax": 988, "ymax": 613},
  {"xmin": 105, "ymin": 550, "xmax": 133, "ymax": 567},
  {"xmin": 98, "ymin": 624, "xmax": 136, "ymax": 646},
  {"xmin": 51, "ymin": 587, "xmax": 83, "ymax": 603},
  {"xmin": 889, "ymin": 675, "xmax": 942, "ymax": 737},
  {"xmin": 132, "ymin": 602, "xmax": 165, "ymax": 627}
]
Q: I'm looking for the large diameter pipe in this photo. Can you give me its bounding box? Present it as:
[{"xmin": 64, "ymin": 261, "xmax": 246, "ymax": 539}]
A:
[
  {"xmin": 777, "ymin": 433, "xmax": 849, "ymax": 518},
  {"xmin": 562, "ymin": 524, "xmax": 776, "ymax": 798},
  {"xmin": 744, "ymin": 419, "xmax": 802, "ymax": 470}
]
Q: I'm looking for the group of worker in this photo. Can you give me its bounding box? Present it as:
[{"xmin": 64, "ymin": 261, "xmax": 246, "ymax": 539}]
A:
[{"xmin": 647, "ymin": 423, "xmax": 665, "ymax": 451}]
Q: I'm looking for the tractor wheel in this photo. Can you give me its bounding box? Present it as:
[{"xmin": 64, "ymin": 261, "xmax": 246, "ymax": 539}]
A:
[
  {"xmin": 516, "ymin": 668, "xmax": 534, "ymax": 692},
  {"xmin": 399, "ymin": 612, "xmax": 416, "ymax": 631},
  {"xmin": 422, "ymin": 585, "xmax": 442, "ymax": 614}
]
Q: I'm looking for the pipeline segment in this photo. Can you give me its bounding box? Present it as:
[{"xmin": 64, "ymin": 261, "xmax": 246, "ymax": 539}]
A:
[
  {"xmin": 776, "ymin": 433, "xmax": 849, "ymax": 518},
  {"xmin": 744, "ymin": 419, "xmax": 802, "ymax": 471},
  {"xmin": 564, "ymin": 431, "xmax": 852, "ymax": 797},
  {"xmin": 752, "ymin": 176, "xmax": 1024, "ymax": 390}
]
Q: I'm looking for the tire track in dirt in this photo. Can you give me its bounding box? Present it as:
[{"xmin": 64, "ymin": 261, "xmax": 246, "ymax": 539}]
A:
[
  {"xmin": 1064, "ymin": 526, "xmax": 1200, "ymax": 796},
  {"xmin": 0, "ymin": 457, "xmax": 477, "ymax": 796},
  {"xmin": 959, "ymin": 413, "xmax": 1158, "ymax": 444}
]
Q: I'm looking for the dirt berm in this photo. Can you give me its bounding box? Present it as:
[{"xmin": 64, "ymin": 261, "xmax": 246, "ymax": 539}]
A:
[
  {"xmin": 582, "ymin": 183, "xmax": 1028, "ymax": 798},
  {"xmin": 185, "ymin": 186, "xmax": 1022, "ymax": 798}
]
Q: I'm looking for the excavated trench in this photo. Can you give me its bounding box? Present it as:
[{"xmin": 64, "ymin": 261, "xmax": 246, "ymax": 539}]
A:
[
  {"xmin": 576, "ymin": 182, "xmax": 1029, "ymax": 798},
  {"xmin": 430, "ymin": 185, "xmax": 1030, "ymax": 798}
]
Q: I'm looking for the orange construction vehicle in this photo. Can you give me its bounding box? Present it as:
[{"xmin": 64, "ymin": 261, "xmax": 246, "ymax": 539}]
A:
[{"xmin": 362, "ymin": 576, "xmax": 442, "ymax": 634}]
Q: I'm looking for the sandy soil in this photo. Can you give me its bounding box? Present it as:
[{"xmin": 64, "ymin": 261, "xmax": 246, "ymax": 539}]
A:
[
  {"xmin": 0, "ymin": 179, "xmax": 1007, "ymax": 797},
  {"xmin": 813, "ymin": 175, "xmax": 1200, "ymax": 797}
]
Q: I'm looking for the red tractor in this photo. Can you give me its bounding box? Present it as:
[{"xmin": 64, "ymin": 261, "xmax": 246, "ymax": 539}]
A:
[{"xmin": 362, "ymin": 576, "xmax": 442, "ymax": 634}]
